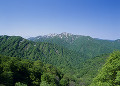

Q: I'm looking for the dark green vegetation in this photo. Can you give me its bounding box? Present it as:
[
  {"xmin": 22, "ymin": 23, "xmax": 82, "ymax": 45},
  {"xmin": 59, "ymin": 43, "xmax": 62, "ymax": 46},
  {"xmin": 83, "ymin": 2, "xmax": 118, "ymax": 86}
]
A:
[
  {"xmin": 0, "ymin": 55, "xmax": 68, "ymax": 86},
  {"xmin": 0, "ymin": 35, "xmax": 84, "ymax": 86},
  {"xmin": 78, "ymin": 54, "xmax": 109, "ymax": 85},
  {"xmin": 29, "ymin": 32, "xmax": 120, "ymax": 58},
  {"xmin": 91, "ymin": 51, "xmax": 120, "ymax": 86},
  {"xmin": 0, "ymin": 35, "xmax": 83, "ymax": 73},
  {"xmin": 1, "ymin": 34, "xmax": 120, "ymax": 86}
]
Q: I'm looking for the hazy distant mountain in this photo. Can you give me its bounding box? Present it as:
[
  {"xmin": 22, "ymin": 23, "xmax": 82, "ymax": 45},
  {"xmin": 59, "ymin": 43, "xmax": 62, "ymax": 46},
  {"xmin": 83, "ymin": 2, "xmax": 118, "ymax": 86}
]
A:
[
  {"xmin": 28, "ymin": 32, "xmax": 120, "ymax": 58},
  {"xmin": 29, "ymin": 32, "xmax": 82, "ymax": 42}
]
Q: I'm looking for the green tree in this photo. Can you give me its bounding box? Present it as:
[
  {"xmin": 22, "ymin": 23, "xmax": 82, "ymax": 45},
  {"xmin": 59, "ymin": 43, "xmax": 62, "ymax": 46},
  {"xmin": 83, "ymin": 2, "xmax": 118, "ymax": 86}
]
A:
[
  {"xmin": 91, "ymin": 51, "xmax": 120, "ymax": 86},
  {"xmin": 40, "ymin": 81, "xmax": 51, "ymax": 86},
  {"xmin": 15, "ymin": 82, "xmax": 27, "ymax": 86},
  {"xmin": 1, "ymin": 71, "xmax": 13, "ymax": 86}
]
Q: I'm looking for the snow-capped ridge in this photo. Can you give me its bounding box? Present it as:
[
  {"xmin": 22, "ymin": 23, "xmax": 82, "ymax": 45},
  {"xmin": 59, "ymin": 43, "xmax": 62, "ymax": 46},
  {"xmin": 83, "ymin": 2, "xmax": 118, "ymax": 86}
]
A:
[
  {"xmin": 31, "ymin": 32, "xmax": 83, "ymax": 40},
  {"xmin": 42, "ymin": 32, "xmax": 73, "ymax": 38}
]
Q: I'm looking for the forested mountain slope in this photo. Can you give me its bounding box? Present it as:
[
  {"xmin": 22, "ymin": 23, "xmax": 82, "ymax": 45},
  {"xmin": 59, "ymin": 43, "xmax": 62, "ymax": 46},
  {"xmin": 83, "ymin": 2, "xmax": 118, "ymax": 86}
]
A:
[
  {"xmin": 0, "ymin": 35, "xmax": 82, "ymax": 70},
  {"xmin": 74, "ymin": 54, "xmax": 109, "ymax": 85},
  {"xmin": 0, "ymin": 55, "xmax": 69, "ymax": 86},
  {"xmin": 91, "ymin": 51, "xmax": 120, "ymax": 86},
  {"xmin": 29, "ymin": 32, "xmax": 120, "ymax": 58},
  {"xmin": 0, "ymin": 35, "xmax": 117, "ymax": 86},
  {"xmin": 0, "ymin": 35, "xmax": 84, "ymax": 85}
]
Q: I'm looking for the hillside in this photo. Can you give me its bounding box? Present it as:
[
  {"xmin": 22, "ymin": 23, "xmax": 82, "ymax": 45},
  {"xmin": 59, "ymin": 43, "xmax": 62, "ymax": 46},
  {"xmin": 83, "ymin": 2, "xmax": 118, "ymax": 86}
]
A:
[
  {"xmin": 29, "ymin": 32, "xmax": 120, "ymax": 58},
  {"xmin": 0, "ymin": 35, "xmax": 117, "ymax": 86},
  {"xmin": 0, "ymin": 55, "xmax": 68, "ymax": 86},
  {"xmin": 91, "ymin": 51, "xmax": 120, "ymax": 86},
  {"xmin": 0, "ymin": 35, "xmax": 83, "ymax": 70}
]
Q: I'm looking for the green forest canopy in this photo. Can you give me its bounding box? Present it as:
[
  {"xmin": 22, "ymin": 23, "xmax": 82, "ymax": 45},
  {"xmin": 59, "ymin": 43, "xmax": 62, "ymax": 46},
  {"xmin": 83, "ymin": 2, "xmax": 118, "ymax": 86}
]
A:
[
  {"xmin": 91, "ymin": 51, "xmax": 120, "ymax": 86},
  {"xmin": 0, "ymin": 55, "xmax": 70, "ymax": 86},
  {"xmin": 1, "ymin": 35, "xmax": 120, "ymax": 86}
]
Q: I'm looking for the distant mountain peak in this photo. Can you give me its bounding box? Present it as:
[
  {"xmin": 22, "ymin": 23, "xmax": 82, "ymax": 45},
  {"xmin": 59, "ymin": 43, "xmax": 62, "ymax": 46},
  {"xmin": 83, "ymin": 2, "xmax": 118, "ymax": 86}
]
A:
[
  {"xmin": 56, "ymin": 32, "xmax": 73, "ymax": 38},
  {"xmin": 42, "ymin": 32, "xmax": 73, "ymax": 38},
  {"xmin": 60, "ymin": 32, "xmax": 72, "ymax": 36},
  {"xmin": 28, "ymin": 32, "xmax": 83, "ymax": 40},
  {"xmin": 47, "ymin": 33, "xmax": 57, "ymax": 37},
  {"xmin": 115, "ymin": 39, "xmax": 120, "ymax": 42},
  {"xmin": 47, "ymin": 32, "xmax": 72, "ymax": 36}
]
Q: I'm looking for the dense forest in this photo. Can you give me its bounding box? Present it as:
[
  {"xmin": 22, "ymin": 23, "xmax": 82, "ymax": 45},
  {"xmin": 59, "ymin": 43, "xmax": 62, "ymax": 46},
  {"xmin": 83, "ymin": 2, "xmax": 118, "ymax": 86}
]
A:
[
  {"xmin": 91, "ymin": 51, "xmax": 120, "ymax": 86},
  {"xmin": 0, "ymin": 35, "xmax": 83, "ymax": 72},
  {"xmin": 0, "ymin": 34, "xmax": 120, "ymax": 86},
  {"xmin": 0, "ymin": 55, "xmax": 68, "ymax": 86},
  {"xmin": 29, "ymin": 32, "xmax": 120, "ymax": 58}
]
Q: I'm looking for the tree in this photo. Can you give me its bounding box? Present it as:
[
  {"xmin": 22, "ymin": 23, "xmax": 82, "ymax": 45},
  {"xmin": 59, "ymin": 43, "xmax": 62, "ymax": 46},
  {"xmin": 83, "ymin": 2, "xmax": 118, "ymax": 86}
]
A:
[
  {"xmin": 1, "ymin": 71, "xmax": 13, "ymax": 86},
  {"xmin": 15, "ymin": 82, "xmax": 27, "ymax": 86},
  {"xmin": 91, "ymin": 51, "xmax": 120, "ymax": 86}
]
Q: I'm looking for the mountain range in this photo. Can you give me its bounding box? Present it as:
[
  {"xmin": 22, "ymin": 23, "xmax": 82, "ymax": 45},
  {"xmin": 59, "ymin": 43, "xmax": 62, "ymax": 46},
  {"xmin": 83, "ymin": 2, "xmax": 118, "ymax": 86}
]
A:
[
  {"xmin": 0, "ymin": 32, "xmax": 120, "ymax": 86},
  {"xmin": 29, "ymin": 32, "xmax": 120, "ymax": 58}
]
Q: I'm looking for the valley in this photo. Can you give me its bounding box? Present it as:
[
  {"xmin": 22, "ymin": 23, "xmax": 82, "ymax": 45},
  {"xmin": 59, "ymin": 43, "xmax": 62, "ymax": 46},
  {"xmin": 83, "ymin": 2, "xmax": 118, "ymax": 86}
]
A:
[{"xmin": 0, "ymin": 33, "xmax": 120, "ymax": 86}]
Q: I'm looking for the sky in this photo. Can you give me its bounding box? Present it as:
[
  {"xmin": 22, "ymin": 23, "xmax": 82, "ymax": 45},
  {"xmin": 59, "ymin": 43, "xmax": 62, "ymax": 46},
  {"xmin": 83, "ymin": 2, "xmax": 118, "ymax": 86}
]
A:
[{"xmin": 0, "ymin": 0, "xmax": 120, "ymax": 40}]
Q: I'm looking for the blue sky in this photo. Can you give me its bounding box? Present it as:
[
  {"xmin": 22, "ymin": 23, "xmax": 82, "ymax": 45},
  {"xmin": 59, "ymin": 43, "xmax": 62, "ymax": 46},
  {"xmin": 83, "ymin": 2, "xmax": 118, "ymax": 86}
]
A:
[{"xmin": 0, "ymin": 0, "xmax": 120, "ymax": 40}]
